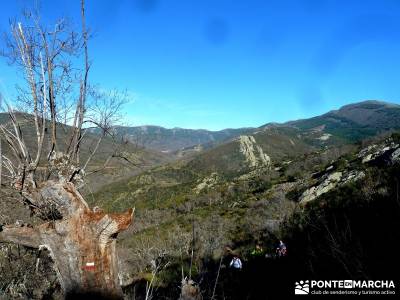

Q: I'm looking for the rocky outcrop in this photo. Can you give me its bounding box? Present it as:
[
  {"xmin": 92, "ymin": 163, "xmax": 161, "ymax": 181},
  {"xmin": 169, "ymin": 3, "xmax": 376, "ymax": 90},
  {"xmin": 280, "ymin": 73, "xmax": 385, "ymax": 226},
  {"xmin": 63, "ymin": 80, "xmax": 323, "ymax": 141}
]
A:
[
  {"xmin": 299, "ymin": 138, "xmax": 400, "ymax": 205},
  {"xmin": 358, "ymin": 140, "xmax": 400, "ymax": 164},
  {"xmin": 238, "ymin": 135, "xmax": 271, "ymax": 169},
  {"xmin": 299, "ymin": 172, "xmax": 341, "ymax": 205},
  {"xmin": 299, "ymin": 170, "xmax": 365, "ymax": 205},
  {"xmin": 391, "ymin": 148, "xmax": 400, "ymax": 163},
  {"xmin": 318, "ymin": 133, "xmax": 332, "ymax": 141},
  {"xmin": 194, "ymin": 172, "xmax": 219, "ymax": 194}
]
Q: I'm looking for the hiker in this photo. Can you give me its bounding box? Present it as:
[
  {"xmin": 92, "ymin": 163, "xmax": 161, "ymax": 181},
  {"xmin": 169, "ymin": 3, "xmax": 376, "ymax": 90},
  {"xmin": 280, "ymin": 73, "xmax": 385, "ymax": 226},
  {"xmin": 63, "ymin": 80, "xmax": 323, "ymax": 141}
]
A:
[
  {"xmin": 229, "ymin": 256, "xmax": 243, "ymax": 269},
  {"xmin": 251, "ymin": 244, "xmax": 264, "ymax": 257},
  {"xmin": 276, "ymin": 240, "xmax": 287, "ymax": 257}
]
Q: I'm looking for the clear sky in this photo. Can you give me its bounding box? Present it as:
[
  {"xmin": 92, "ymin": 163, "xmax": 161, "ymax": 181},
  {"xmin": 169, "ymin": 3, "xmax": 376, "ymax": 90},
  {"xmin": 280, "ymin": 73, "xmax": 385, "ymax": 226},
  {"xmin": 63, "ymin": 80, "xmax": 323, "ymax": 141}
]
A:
[{"xmin": 1, "ymin": 0, "xmax": 400, "ymax": 130}]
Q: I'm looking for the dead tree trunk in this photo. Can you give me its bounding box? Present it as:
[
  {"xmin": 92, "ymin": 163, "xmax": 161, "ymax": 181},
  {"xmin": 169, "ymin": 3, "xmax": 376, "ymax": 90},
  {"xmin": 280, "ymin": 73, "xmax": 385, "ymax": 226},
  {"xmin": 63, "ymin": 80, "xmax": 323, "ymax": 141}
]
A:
[
  {"xmin": 0, "ymin": 181, "xmax": 134, "ymax": 299},
  {"xmin": 0, "ymin": 1, "xmax": 134, "ymax": 298},
  {"xmin": 179, "ymin": 278, "xmax": 202, "ymax": 300}
]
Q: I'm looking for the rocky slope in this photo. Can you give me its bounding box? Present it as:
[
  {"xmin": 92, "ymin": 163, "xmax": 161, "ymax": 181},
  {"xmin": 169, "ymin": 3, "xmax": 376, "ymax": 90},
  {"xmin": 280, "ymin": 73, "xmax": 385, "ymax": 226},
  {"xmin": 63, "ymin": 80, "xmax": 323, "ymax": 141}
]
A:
[
  {"xmin": 298, "ymin": 136, "xmax": 400, "ymax": 205},
  {"xmin": 2, "ymin": 101, "xmax": 400, "ymax": 299}
]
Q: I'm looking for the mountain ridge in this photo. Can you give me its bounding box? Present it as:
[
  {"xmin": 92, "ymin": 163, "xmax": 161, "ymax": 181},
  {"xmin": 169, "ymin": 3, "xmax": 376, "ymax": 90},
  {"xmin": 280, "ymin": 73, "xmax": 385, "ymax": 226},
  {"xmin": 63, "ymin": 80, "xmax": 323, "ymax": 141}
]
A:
[{"xmin": 112, "ymin": 100, "xmax": 400, "ymax": 153}]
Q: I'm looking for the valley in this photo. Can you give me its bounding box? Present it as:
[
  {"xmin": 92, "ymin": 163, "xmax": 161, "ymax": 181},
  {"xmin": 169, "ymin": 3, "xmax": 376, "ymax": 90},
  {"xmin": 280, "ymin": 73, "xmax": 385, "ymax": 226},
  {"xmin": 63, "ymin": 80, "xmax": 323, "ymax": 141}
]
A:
[{"xmin": 1, "ymin": 100, "xmax": 400, "ymax": 299}]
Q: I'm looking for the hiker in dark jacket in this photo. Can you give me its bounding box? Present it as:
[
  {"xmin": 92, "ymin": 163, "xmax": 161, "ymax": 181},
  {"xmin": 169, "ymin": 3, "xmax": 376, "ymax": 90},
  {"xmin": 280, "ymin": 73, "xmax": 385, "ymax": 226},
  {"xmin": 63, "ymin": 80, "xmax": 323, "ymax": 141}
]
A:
[{"xmin": 276, "ymin": 240, "xmax": 287, "ymax": 257}]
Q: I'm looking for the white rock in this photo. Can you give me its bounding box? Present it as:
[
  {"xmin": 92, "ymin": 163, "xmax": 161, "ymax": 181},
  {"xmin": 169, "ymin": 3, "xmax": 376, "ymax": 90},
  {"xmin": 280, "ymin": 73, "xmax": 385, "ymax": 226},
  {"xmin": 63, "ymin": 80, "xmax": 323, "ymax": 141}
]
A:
[
  {"xmin": 391, "ymin": 148, "xmax": 400, "ymax": 163},
  {"xmin": 318, "ymin": 133, "xmax": 332, "ymax": 141},
  {"xmin": 238, "ymin": 135, "xmax": 271, "ymax": 168},
  {"xmin": 194, "ymin": 172, "xmax": 219, "ymax": 194}
]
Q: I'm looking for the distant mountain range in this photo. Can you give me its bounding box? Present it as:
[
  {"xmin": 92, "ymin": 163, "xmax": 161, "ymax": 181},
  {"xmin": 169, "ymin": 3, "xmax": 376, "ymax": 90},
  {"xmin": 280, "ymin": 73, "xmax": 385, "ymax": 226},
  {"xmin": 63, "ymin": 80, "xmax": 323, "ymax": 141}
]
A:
[
  {"xmin": 112, "ymin": 125, "xmax": 254, "ymax": 152},
  {"xmin": 2, "ymin": 100, "xmax": 400, "ymax": 185},
  {"xmin": 284, "ymin": 100, "xmax": 400, "ymax": 141},
  {"xmin": 185, "ymin": 100, "xmax": 400, "ymax": 176},
  {"xmin": 0, "ymin": 113, "xmax": 170, "ymax": 192},
  {"xmin": 111, "ymin": 100, "xmax": 400, "ymax": 156},
  {"xmin": 91, "ymin": 100, "xmax": 400, "ymax": 208}
]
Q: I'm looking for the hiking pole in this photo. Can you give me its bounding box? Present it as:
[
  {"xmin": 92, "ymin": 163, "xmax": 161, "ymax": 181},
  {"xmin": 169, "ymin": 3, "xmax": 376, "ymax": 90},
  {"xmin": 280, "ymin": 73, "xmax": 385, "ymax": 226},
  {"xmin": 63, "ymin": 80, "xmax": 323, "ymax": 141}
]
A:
[
  {"xmin": 189, "ymin": 219, "xmax": 195, "ymax": 279},
  {"xmin": 211, "ymin": 255, "xmax": 224, "ymax": 300}
]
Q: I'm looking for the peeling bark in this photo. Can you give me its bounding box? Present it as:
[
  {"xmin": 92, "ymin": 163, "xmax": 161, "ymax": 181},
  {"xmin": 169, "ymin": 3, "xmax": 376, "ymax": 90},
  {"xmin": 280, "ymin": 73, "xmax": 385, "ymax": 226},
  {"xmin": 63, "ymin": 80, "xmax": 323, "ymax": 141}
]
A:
[
  {"xmin": 0, "ymin": 1, "xmax": 133, "ymax": 298},
  {"xmin": 0, "ymin": 225, "xmax": 41, "ymax": 248},
  {"xmin": 0, "ymin": 181, "xmax": 134, "ymax": 299}
]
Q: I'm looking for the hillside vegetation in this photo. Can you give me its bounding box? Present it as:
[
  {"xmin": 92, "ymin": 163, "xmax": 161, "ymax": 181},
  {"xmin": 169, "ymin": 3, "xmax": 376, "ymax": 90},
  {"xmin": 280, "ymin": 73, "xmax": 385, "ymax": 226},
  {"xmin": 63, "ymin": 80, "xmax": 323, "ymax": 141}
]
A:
[
  {"xmin": 1, "ymin": 101, "xmax": 400, "ymax": 299},
  {"xmin": 0, "ymin": 113, "xmax": 170, "ymax": 192}
]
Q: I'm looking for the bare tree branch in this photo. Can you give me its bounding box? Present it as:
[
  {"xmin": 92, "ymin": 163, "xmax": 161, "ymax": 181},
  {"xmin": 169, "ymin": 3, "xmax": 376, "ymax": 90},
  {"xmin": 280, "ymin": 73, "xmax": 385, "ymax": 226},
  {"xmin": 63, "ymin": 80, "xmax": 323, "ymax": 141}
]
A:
[{"xmin": 0, "ymin": 2, "xmax": 133, "ymax": 296}]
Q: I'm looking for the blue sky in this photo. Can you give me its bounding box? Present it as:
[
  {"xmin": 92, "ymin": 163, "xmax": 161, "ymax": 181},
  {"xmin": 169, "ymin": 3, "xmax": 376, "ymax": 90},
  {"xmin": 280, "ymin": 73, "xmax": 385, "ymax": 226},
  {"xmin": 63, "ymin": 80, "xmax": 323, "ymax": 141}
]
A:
[{"xmin": 1, "ymin": 0, "xmax": 400, "ymax": 130}]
